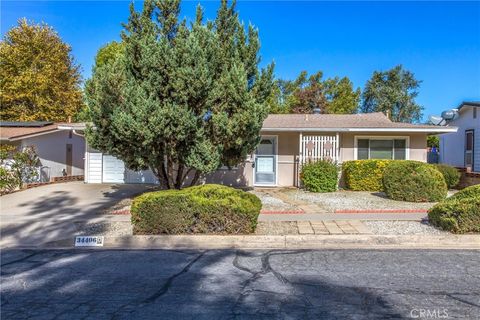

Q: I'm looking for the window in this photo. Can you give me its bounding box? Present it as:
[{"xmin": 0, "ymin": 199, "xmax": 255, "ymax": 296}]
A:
[
  {"xmin": 474, "ymin": 108, "xmax": 477, "ymax": 119},
  {"xmin": 465, "ymin": 130, "xmax": 474, "ymax": 167},
  {"xmin": 357, "ymin": 138, "xmax": 407, "ymax": 160}
]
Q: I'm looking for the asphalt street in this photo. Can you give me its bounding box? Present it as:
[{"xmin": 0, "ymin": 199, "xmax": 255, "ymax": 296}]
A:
[{"xmin": 1, "ymin": 249, "xmax": 479, "ymax": 319}]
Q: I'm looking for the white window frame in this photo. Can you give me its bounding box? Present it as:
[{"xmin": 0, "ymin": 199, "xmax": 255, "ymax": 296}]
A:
[
  {"xmin": 354, "ymin": 136, "xmax": 410, "ymax": 160},
  {"xmin": 253, "ymin": 135, "xmax": 278, "ymax": 187}
]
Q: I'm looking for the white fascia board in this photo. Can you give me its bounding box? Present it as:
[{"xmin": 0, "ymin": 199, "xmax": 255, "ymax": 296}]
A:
[
  {"xmin": 58, "ymin": 125, "xmax": 87, "ymax": 130},
  {"xmin": 261, "ymin": 127, "xmax": 458, "ymax": 133},
  {"xmin": 347, "ymin": 127, "xmax": 458, "ymax": 133},
  {"xmin": 261, "ymin": 128, "xmax": 350, "ymax": 132}
]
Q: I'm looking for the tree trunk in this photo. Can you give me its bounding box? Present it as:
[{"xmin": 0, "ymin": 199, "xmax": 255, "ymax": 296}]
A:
[
  {"xmin": 190, "ymin": 170, "xmax": 202, "ymax": 187},
  {"xmin": 175, "ymin": 163, "xmax": 184, "ymax": 189},
  {"xmin": 165, "ymin": 157, "xmax": 175, "ymax": 189}
]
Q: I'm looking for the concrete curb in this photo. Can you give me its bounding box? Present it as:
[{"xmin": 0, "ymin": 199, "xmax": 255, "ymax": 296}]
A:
[{"xmin": 39, "ymin": 234, "xmax": 480, "ymax": 250}]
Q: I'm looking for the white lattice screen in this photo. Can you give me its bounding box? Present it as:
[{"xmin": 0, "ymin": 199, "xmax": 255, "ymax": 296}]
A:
[{"xmin": 300, "ymin": 134, "xmax": 339, "ymax": 163}]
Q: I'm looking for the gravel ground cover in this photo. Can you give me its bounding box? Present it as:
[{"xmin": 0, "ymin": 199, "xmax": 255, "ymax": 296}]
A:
[
  {"xmin": 283, "ymin": 189, "xmax": 438, "ymax": 211},
  {"xmin": 250, "ymin": 190, "xmax": 299, "ymax": 211},
  {"xmin": 363, "ymin": 220, "xmax": 448, "ymax": 235},
  {"xmin": 101, "ymin": 198, "xmax": 133, "ymax": 214},
  {"xmin": 75, "ymin": 222, "xmax": 133, "ymax": 236}
]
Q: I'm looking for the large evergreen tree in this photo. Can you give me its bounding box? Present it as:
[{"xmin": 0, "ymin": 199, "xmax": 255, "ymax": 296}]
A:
[
  {"xmin": 0, "ymin": 19, "xmax": 83, "ymax": 122},
  {"xmin": 86, "ymin": 0, "xmax": 274, "ymax": 189},
  {"xmin": 361, "ymin": 65, "xmax": 423, "ymax": 123}
]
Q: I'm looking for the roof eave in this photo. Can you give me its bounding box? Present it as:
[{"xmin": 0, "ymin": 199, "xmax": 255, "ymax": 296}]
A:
[
  {"xmin": 4, "ymin": 128, "xmax": 60, "ymax": 141},
  {"xmin": 261, "ymin": 127, "xmax": 458, "ymax": 133}
]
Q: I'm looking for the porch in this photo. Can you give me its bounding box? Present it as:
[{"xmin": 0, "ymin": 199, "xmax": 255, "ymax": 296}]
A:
[{"xmin": 252, "ymin": 131, "xmax": 426, "ymax": 188}]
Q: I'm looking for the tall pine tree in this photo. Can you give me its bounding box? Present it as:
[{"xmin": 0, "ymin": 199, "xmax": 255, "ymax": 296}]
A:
[{"xmin": 86, "ymin": 0, "xmax": 274, "ymax": 188}]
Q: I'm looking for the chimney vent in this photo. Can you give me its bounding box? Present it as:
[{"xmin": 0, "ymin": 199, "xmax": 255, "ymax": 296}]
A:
[{"xmin": 385, "ymin": 110, "xmax": 391, "ymax": 120}]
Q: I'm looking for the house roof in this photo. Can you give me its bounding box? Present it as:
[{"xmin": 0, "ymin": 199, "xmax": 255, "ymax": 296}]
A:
[
  {"xmin": 0, "ymin": 121, "xmax": 84, "ymax": 141},
  {"xmin": 2, "ymin": 113, "xmax": 454, "ymax": 140},
  {"xmin": 458, "ymin": 101, "xmax": 480, "ymax": 110},
  {"xmin": 262, "ymin": 112, "xmax": 457, "ymax": 133}
]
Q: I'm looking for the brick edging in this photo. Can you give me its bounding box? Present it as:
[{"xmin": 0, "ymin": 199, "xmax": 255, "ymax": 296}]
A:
[
  {"xmin": 335, "ymin": 209, "xmax": 428, "ymax": 214},
  {"xmin": 260, "ymin": 210, "xmax": 305, "ymax": 214},
  {"xmin": 109, "ymin": 209, "xmax": 131, "ymax": 215}
]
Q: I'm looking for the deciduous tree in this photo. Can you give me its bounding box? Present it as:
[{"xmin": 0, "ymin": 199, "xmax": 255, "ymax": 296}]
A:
[
  {"xmin": 361, "ymin": 65, "xmax": 423, "ymax": 123},
  {"xmin": 0, "ymin": 19, "xmax": 83, "ymax": 121},
  {"xmin": 268, "ymin": 71, "xmax": 360, "ymax": 114}
]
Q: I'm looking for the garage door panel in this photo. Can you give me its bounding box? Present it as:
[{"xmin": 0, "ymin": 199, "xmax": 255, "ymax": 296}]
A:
[
  {"xmin": 88, "ymin": 153, "xmax": 102, "ymax": 183},
  {"xmin": 102, "ymin": 155, "xmax": 125, "ymax": 183}
]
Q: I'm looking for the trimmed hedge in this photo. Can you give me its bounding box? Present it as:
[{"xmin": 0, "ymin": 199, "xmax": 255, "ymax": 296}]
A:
[
  {"xmin": 342, "ymin": 160, "xmax": 392, "ymax": 191},
  {"xmin": 428, "ymin": 185, "xmax": 480, "ymax": 233},
  {"xmin": 300, "ymin": 159, "xmax": 339, "ymax": 193},
  {"xmin": 131, "ymin": 184, "xmax": 262, "ymax": 235},
  {"xmin": 449, "ymin": 184, "xmax": 480, "ymax": 201},
  {"xmin": 383, "ymin": 161, "xmax": 447, "ymax": 202},
  {"xmin": 433, "ymin": 164, "xmax": 461, "ymax": 189}
]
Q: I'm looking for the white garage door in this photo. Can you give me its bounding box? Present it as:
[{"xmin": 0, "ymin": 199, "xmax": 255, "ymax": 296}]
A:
[
  {"xmin": 102, "ymin": 155, "xmax": 125, "ymax": 183},
  {"xmin": 88, "ymin": 153, "xmax": 103, "ymax": 183}
]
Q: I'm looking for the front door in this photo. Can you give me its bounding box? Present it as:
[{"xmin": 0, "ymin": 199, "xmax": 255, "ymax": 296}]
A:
[
  {"xmin": 254, "ymin": 137, "xmax": 277, "ymax": 185},
  {"xmin": 66, "ymin": 144, "xmax": 72, "ymax": 176}
]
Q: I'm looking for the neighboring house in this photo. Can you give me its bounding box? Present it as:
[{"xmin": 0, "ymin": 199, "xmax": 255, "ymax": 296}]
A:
[
  {"xmin": 0, "ymin": 121, "xmax": 85, "ymax": 181},
  {"xmin": 439, "ymin": 102, "xmax": 480, "ymax": 172},
  {"xmin": 63, "ymin": 112, "xmax": 456, "ymax": 187}
]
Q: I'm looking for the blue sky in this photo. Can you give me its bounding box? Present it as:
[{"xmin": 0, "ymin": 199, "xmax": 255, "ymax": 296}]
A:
[{"xmin": 1, "ymin": 1, "xmax": 479, "ymax": 120}]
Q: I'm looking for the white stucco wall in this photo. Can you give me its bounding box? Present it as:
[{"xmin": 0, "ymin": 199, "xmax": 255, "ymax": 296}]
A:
[
  {"xmin": 22, "ymin": 130, "xmax": 85, "ymax": 178},
  {"xmin": 439, "ymin": 106, "xmax": 480, "ymax": 172}
]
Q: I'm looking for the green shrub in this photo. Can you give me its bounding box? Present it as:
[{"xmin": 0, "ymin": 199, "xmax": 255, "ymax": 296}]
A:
[
  {"xmin": 433, "ymin": 164, "xmax": 461, "ymax": 189},
  {"xmin": 342, "ymin": 160, "xmax": 392, "ymax": 191},
  {"xmin": 131, "ymin": 184, "xmax": 262, "ymax": 235},
  {"xmin": 449, "ymin": 184, "xmax": 480, "ymax": 201},
  {"xmin": 428, "ymin": 185, "xmax": 480, "ymax": 233},
  {"xmin": 300, "ymin": 159, "xmax": 339, "ymax": 193},
  {"xmin": 383, "ymin": 161, "xmax": 447, "ymax": 202}
]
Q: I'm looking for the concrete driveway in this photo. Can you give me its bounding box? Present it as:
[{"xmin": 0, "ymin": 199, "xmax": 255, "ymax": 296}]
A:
[{"xmin": 0, "ymin": 182, "xmax": 155, "ymax": 247}]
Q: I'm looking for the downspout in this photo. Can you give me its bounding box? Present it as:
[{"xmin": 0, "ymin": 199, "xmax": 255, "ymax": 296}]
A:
[
  {"xmin": 70, "ymin": 129, "xmax": 87, "ymax": 183},
  {"xmin": 298, "ymin": 132, "xmax": 303, "ymax": 187}
]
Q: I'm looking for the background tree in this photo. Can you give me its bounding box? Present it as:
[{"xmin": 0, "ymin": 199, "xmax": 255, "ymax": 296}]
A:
[
  {"xmin": 323, "ymin": 77, "xmax": 360, "ymax": 114},
  {"xmin": 0, "ymin": 19, "xmax": 83, "ymax": 122},
  {"xmin": 361, "ymin": 65, "xmax": 423, "ymax": 123},
  {"xmin": 94, "ymin": 41, "xmax": 125, "ymax": 68},
  {"xmin": 75, "ymin": 41, "xmax": 126, "ymax": 122},
  {"xmin": 427, "ymin": 135, "xmax": 439, "ymax": 149},
  {"xmin": 268, "ymin": 70, "xmax": 360, "ymax": 114},
  {"xmin": 86, "ymin": 0, "xmax": 274, "ymax": 189}
]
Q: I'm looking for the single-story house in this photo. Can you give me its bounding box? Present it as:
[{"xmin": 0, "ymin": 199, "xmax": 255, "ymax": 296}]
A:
[
  {"xmin": 439, "ymin": 102, "xmax": 480, "ymax": 172},
  {"xmin": 0, "ymin": 121, "xmax": 85, "ymax": 181},
  {"xmin": 60, "ymin": 112, "xmax": 456, "ymax": 187}
]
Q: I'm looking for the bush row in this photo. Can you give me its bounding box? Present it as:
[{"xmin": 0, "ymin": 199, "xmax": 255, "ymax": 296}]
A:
[
  {"xmin": 131, "ymin": 184, "xmax": 261, "ymax": 235},
  {"xmin": 302, "ymin": 159, "xmax": 459, "ymax": 203}
]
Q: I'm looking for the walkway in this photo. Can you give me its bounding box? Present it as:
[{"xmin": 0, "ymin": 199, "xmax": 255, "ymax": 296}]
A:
[{"xmin": 256, "ymin": 220, "xmax": 372, "ymax": 235}]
